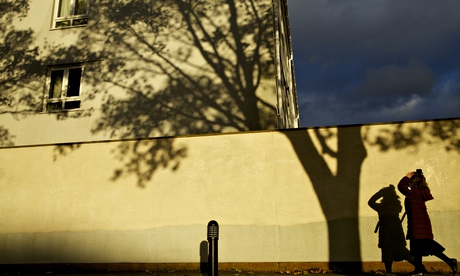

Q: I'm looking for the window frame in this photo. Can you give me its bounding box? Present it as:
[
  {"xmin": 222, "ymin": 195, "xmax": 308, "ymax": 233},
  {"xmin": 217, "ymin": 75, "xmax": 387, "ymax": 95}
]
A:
[
  {"xmin": 52, "ymin": 0, "xmax": 89, "ymax": 29},
  {"xmin": 44, "ymin": 64, "xmax": 84, "ymax": 112}
]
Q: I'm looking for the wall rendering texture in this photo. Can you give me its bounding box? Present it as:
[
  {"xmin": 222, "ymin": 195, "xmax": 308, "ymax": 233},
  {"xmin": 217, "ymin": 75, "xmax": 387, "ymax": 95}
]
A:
[{"xmin": 1, "ymin": 119, "xmax": 459, "ymax": 268}]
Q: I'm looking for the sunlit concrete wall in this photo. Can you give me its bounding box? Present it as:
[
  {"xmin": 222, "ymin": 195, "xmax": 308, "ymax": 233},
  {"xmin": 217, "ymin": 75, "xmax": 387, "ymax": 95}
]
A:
[{"xmin": 1, "ymin": 119, "xmax": 459, "ymax": 267}]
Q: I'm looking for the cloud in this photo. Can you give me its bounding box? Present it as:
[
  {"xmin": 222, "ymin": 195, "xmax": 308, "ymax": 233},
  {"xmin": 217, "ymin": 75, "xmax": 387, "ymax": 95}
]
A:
[
  {"xmin": 288, "ymin": 0, "xmax": 460, "ymax": 127},
  {"xmin": 350, "ymin": 60, "xmax": 435, "ymax": 104},
  {"xmin": 297, "ymin": 71, "xmax": 460, "ymax": 126},
  {"xmin": 289, "ymin": 0, "xmax": 460, "ymax": 60}
]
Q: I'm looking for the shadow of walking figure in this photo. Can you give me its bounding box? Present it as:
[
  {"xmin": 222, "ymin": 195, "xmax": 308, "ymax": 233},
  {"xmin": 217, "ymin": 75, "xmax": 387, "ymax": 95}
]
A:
[{"xmin": 368, "ymin": 184, "xmax": 416, "ymax": 273}]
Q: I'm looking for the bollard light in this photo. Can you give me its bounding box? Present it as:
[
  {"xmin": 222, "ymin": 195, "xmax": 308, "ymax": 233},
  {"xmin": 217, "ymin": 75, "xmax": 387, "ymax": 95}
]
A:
[
  {"xmin": 207, "ymin": 220, "xmax": 219, "ymax": 276},
  {"xmin": 207, "ymin": 220, "xmax": 219, "ymax": 240}
]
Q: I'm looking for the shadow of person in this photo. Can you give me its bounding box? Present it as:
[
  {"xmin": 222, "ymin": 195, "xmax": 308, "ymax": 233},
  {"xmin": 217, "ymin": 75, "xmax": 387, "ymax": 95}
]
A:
[{"xmin": 368, "ymin": 185, "xmax": 416, "ymax": 273}]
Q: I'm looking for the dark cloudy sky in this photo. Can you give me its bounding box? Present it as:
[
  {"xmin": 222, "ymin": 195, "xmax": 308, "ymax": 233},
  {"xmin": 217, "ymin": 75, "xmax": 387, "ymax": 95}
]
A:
[{"xmin": 287, "ymin": 0, "xmax": 460, "ymax": 127}]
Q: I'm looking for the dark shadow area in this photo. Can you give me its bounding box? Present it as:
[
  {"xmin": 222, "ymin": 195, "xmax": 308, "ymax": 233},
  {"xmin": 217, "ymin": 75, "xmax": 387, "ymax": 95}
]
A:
[
  {"xmin": 200, "ymin": 240, "xmax": 208, "ymax": 274},
  {"xmin": 368, "ymin": 185, "xmax": 414, "ymax": 273},
  {"xmin": 283, "ymin": 126, "xmax": 367, "ymax": 272},
  {"xmin": 83, "ymin": 0, "xmax": 277, "ymax": 133},
  {"xmin": 110, "ymin": 138, "xmax": 187, "ymax": 187},
  {"xmin": 364, "ymin": 119, "xmax": 460, "ymax": 153},
  {"xmin": 0, "ymin": 0, "xmax": 43, "ymax": 146},
  {"xmin": 0, "ymin": 125, "xmax": 14, "ymax": 147},
  {"xmin": 53, "ymin": 143, "xmax": 82, "ymax": 161}
]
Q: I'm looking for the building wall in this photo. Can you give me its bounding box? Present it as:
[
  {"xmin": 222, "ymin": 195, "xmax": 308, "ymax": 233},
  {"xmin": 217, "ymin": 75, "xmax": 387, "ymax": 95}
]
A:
[
  {"xmin": 1, "ymin": 0, "xmax": 298, "ymax": 148},
  {"xmin": 1, "ymin": 119, "xmax": 459, "ymax": 268}
]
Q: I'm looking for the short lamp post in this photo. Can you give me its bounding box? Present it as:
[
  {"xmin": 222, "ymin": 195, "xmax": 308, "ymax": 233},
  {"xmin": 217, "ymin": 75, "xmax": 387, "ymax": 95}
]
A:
[{"xmin": 207, "ymin": 220, "xmax": 219, "ymax": 276}]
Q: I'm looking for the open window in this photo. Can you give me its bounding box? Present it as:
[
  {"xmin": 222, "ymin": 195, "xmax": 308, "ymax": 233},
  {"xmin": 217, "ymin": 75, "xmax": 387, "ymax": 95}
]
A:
[
  {"xmin": 52, "ymin": 0, "xmax": 89, "ymax": 29},
  {"xmin": 45, "ymin": 65, "xmax": 83, "ymax": 111}
]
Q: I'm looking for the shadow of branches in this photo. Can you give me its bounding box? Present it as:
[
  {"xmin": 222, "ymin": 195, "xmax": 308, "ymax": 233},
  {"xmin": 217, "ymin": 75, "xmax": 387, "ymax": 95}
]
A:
[
  {"xmin": 282, "ymin": 118, "xmax": 460, "ymax": 271},
  {"xmin": 111, "ymin": 138, "xmax": 187, "ymax": 187},
  {"xmin": 87, "ymin": 0, "xmax": 276, "ymax": 135},
  {"xmin": 284, "ymin": 126, "xmax": 366, "ymax": 272},
  {"xmin": 44, "ymin": 0, "xmax": 277, "ymax": 186},
  {"xmin": 0, "ymin": 0, "xmax": 44, "ymax": 146},
  {"xmin": 365, "ymin": 119, "xmax": 460, "ymax": 153}
]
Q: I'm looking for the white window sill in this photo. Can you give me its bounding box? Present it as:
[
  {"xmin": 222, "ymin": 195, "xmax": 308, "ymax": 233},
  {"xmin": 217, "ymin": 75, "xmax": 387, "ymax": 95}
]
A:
[{"xmin": 50, "ymin": 24, "xmax": 88, "ymax": 31}]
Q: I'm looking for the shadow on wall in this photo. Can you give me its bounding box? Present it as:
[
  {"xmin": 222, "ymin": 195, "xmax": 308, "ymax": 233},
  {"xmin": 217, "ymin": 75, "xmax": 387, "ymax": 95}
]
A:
[
  {"xmin": 282, "ymin": 118, "xmax": 460, "ymax": 272},
  {"xmin": 368, "ymin": 185, "xmax": 414, "ymax": 273},
  {"xmin": 200, "ymin": 240, "xmax": 208, "ymax": 274},
  {"xmin": 283, "ymin": 126, "xmax": 366, "ymax": 272},
  {"xmin": 51, "ymin": 0, "xmax": 277, "ymax": 136},
  {"xmin": 1, "ymin": 0, "xmax": 278, "ymax": 185},
  {"xmin": 0, "ymin": 0, "xmax": 44, "ymax": 147},
  {"xmin": 44, "ymin": 0, "xmax": 278, "ymax": 187}
]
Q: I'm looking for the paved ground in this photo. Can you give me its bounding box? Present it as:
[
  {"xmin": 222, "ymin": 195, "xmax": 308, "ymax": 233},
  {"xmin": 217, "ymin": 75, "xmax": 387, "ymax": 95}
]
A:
[
  {"xmin": 1, "ymin": 265, "xmax": 455, "ymax": 276},
  {"xmin": 2, "ymin": 273, "xmax": 364, "ymax": 276},
  {"xmin": 2, "ymin": 271, "xmax": 455, "ymax": 276}
]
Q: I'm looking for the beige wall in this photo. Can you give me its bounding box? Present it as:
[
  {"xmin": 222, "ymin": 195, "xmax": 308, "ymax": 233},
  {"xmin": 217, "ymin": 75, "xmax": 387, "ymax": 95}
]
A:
[
  {"xmin": 1, "ymin": 0, "xmax": 296, "ymax": 148},
  {"xmin": 1, "ymin": 119, "xmax": 459, "ymax": 265}
]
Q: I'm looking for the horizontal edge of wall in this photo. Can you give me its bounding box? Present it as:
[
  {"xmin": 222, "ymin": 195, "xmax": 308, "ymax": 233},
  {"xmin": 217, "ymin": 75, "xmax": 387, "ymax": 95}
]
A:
[{"xmin": 0, "ymin": 262, "xmax": 453, "ymax": 274}]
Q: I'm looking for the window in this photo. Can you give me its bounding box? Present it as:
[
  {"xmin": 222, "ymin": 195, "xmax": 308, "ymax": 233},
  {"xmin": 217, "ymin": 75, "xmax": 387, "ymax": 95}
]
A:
[
  {"xmin": 45, "ymin": 65, "xmax": 83, "ymax": 111},
  {"xmin": 53, "ymin": 0, "xmax": 88, "ymax": 29}
]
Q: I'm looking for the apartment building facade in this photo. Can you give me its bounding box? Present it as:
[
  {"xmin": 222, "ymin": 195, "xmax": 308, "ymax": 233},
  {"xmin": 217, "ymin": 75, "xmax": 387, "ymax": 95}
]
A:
[{"xmin": 1, "ymin": 0, "xmax": 298, "ymax": 148}]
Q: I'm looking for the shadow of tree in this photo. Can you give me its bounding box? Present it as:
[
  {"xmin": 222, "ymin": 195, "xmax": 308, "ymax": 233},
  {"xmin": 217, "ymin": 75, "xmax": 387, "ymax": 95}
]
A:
[
  {"xmin": 0, "ymin": 0, "xmax": 44, "ymax": 146},
  {"xmin": 284, "ymin": 126, "xmax": 366, "ymax": 272},
  {"xmin": 110, "ymin": 138, "xmax": 187, "ymax": 187},
  {"xmin": 365, "ymin": 119, "xmax": 460, "ymax": 153},
  {"xmin": 0, "ymin": 126, "xmax": 15, "ymax": 147},
  {"xmin": 1, "ymin": 0, "xmax": 278, "ymax": 185},
  {"xmin": 47, "ymin": 0, "xmax": 277, "ymax": 186},
  {"xmin": 88, "ymin": 0, "xmax": 276, "ymax": 133},
  {"xmin": 283, "ymin": 118, "xmax": 460, "ymax": 271}
]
